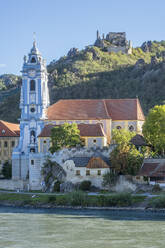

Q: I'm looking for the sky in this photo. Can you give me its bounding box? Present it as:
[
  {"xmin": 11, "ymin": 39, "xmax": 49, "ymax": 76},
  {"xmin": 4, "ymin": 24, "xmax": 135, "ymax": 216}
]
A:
[{"xmin": 0, "ymin": 0, "xmax": 165, "ymax": 75}]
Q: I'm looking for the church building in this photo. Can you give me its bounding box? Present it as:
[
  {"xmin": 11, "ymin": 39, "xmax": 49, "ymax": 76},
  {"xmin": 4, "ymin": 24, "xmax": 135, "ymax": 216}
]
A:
[{"xmin": 12, "ymin": 42, "xmax": 145, "ymax": 189}]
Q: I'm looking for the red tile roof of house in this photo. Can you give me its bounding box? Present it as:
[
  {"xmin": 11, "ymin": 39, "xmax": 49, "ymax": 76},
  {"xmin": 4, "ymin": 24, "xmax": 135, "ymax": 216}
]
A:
[
  {"xmin": 139, "ymin": 162, "xmax": 165, "ymax": 178},
  {"xmin": 0, "ymin": 120, "xmax": 20, "ymax": 137},
  {"xmin": 138, "ymin": 163, "xmax": 160, "ymax": 176},
  {"xmin": 46, "ymin": 99, "xmax": 145, "ymax": 121},
  {"xmin": 149, "ymin": 164, "xmax": 165, "ymax": 177},
  {"xmin": 78, "ymin": 123, "xmax": 105, "ymax": 137},
  {"xmin": 38, "ymin": 123, "xmax": 106, "ymax": 138}
]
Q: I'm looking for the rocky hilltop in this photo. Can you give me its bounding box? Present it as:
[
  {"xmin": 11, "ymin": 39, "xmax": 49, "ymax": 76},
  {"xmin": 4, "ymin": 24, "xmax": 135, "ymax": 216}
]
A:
[{"xmin": 1, "ymin": 39, "xmax": 165, "ymax": 122}]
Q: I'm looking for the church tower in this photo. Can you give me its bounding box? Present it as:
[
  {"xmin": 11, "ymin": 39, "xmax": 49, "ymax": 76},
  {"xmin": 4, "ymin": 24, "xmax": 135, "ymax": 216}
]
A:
[
  {"xmin": 19, "ymin": 41, "xmax": 49, "ymax": 153},
  {"xmin": 12, "ymin": 41, "xmax": 49, "ymax": 181}
]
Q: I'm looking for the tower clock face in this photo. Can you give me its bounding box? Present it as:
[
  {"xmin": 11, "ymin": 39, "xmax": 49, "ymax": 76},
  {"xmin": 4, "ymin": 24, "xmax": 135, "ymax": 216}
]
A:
[{"xmin": 28, "ymin": 70, "xmax": 36, "ymax": 77}]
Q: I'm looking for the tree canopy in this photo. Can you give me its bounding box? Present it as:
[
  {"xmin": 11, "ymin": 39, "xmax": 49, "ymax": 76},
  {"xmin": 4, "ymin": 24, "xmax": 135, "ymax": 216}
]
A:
[
  {"xmin": 110, "ymin": 129, "xmax": 143, "ymax": 175},
  {"xmin": 143, "ymin": 105, "xmax": 165, "ymax": 154},
  {"xmin": 112, "ymin": 129, "xmax": 136, "ymax": 145},
  {"xmin": 49, "ymin": 123, "xmax": 81, "ymax": 153}
]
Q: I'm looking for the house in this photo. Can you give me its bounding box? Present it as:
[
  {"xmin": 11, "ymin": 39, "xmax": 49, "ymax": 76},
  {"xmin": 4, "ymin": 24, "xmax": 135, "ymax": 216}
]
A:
[
  {"xmin": 38, "ymin": 123, "xmax": 107, "ymax": 151},
  {"xmin": 63, "ymin": 153, "xmax": 110, "ymax": 188},
  {"xmin": 138, "ymin": 159, "xmax": 165, "ymax": 186},
  {"xmin": 0, "ymin": 120, "xmax": 19, "ymax": 170}
]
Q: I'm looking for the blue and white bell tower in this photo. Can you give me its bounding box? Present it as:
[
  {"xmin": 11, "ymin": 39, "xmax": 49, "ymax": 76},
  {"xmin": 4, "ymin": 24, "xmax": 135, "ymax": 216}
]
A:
[
  {"xmin": 19, "ymin": 41, "xmax": 49, "ymax": 153},
  {"xmin": 12, "ymin": 41, "xmax": 50, "ymax": 181}
]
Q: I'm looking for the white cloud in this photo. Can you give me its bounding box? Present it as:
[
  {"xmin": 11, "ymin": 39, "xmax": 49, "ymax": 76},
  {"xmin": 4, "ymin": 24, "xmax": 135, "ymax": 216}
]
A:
[{"xmin": 0, "ymin": 64, "xmax": 6, "ymax": 68}]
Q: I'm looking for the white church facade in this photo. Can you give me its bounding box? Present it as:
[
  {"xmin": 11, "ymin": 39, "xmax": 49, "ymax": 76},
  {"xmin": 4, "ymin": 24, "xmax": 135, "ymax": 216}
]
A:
[{"xmin": 12, "ymin": 42, "xmax": 145, "ymax": 190}]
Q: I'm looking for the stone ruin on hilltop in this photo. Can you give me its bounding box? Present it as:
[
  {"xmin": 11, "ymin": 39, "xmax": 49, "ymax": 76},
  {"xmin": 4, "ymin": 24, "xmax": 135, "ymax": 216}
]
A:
[{"xmin": 94, "ymin": 30, "xmax": 132, "ymax": 54}]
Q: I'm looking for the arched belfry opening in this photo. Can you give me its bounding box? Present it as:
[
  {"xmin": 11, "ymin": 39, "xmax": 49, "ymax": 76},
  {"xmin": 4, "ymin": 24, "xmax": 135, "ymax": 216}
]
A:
[{"xmin": 31, "ymin": 57, "xmax": 36, "ymax": 63}]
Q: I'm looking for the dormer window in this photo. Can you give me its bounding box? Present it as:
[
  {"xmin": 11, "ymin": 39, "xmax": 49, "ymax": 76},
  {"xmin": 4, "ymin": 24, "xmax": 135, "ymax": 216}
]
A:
[
  {"xmin": 31, "ymin": 57, "xmax": 36, "ymax": 63},
  {"xmin": 30, "ymin": 80, "xmax": 35, "ymax": 91}
]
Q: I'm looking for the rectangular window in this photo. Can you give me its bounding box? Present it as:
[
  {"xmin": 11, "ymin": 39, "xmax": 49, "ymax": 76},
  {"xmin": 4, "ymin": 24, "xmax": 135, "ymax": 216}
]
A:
[
  {"xmin": 31, "ymin": 160, "xmax": 34, "ymax": 165},
  {"xmin": 86, "ymin": 170, "xmax": 90, "ymax": 176},
  {"xmin": 4, "ymin": 141, "xmax": 8, "ymax": 147},
  {"xmin": 76, "ymin": 170, "xmax": 80, "ymax": 176},
  {"xmin": 11, "ymin": 141, "xmax": 15, "ymax": 147},
  {"xmin": 97, "ymin": 170, "xmax": 101, "ymax": 176}
]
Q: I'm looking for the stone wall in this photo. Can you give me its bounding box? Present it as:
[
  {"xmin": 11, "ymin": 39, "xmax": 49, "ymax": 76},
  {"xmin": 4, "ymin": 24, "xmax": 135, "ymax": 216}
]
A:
[
  {"xmin": 50, "ymin": 146, "xmax": 114, "ymax": 165},
  {"xmin": 0, "ymin": 179, "xmax": 25, "ymax": 190}
]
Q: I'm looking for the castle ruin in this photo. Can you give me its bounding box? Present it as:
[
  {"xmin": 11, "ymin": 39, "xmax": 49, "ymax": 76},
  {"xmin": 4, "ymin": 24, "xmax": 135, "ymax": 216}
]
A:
[{"xmin": 94, "ymin": 31, "xmax": 132, "ymax": 54}]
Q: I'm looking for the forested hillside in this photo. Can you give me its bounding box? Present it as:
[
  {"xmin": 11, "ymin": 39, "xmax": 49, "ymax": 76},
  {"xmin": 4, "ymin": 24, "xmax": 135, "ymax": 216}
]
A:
[{"xmin": 1, "ymin": 40, "xmax": 165, "ymax": 123}]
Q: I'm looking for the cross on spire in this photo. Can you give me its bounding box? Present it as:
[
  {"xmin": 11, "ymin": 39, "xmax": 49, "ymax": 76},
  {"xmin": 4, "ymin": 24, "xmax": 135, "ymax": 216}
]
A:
[{"xmin": 33, "ymin": 32, "xmax": 36, "ymax": 43}]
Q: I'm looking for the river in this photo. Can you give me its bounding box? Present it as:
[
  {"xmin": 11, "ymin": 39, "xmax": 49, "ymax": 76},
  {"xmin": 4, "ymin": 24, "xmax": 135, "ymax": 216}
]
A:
[{"xmin": 0, "ymin": 207, "xmax": 165, "ymax": 248}]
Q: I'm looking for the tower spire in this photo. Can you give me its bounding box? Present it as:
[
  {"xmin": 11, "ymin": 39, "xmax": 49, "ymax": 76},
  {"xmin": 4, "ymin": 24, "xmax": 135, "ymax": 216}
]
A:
[{"xmin": 33, "ymin": 32, "xmax": 36, "ymax": 46}]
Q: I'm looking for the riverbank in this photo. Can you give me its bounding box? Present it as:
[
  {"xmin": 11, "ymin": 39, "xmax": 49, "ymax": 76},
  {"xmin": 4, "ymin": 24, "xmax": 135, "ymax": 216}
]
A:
[{"xmin": 0, "ymin": 191, "xmax": 163, "ymax": 210}]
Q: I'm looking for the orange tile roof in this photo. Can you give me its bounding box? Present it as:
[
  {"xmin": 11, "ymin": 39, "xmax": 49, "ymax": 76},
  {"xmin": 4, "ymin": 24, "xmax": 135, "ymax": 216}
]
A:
[
  {"xmin": 78, "ymin": 123, "xmax": 105, "ymax": 137},
  {"xmin": 46, "ymin": 99, "xmax": 145, "ymax": 121},
  {"xmin": 38, "ymin": 123, "xmax": 106, "ymax": 138},
  {"xmin": 0, "ymin": 120, "xmax": 20, "ymax": 137},
  {"xmin": 47, "ymin": 99, "xmax": 110, "ymax": 120},
  {"xmin": 105, "ymin": 98, "xmax": 145, "ymax": 121}
]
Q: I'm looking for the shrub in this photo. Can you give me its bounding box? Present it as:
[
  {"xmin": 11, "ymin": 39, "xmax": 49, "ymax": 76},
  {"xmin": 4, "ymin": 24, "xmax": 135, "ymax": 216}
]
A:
[
  {"xmin": 152, "ymin": 184, "xmax": 162, "ymax": 193},
  {"xmin": 148, "ymin": 196, "xmax": 165, "ymax": 208},
  {"xmin": 53, "ymin": 181, "xmax": 61, "ymax": 192},
  {"xmin": 102, "ymin": 171, "xmax": 118, "ymax": 188},
  {"xmin": 98, "ymin": 193, "xmax": 132, "ymax": 207},
  {"xmin": 67, "ymin": 191, "xmax": 87, "ymax": 206},
  {"xmin": 2, "ymin": 161, "xmax": 12, "ymax": 179},
  {"xmin": 79, "ymin": 180, "xmax": 91, "ymax": 191},
  {"xmin": 55, "ymin": 196, "xmax": 68, "ymax": 206},
  {"xmin": 48, "ymin": 196, "xmax": 56, "ymax": 203}
]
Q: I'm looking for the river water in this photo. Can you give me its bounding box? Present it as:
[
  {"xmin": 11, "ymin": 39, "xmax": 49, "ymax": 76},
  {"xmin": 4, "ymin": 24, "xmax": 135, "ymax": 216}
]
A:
[{"xmin": 1, "ymin": 207, "xmax": 165, "ymax": 248}]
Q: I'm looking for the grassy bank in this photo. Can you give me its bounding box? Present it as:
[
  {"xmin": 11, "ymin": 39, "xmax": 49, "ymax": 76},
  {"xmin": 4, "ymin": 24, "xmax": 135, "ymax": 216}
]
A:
[
  {"xmin": 148, "ymin": 196, "xmax": 165, "ymax": 208},
  {"xmin": 0, "ymin": 191, "xmax": 146, "ymax": 208}
]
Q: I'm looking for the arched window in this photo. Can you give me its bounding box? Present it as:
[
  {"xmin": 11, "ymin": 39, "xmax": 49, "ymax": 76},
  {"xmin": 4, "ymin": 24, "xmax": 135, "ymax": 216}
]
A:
[
  {"xmin": 30, "ymin": 80, "xmax": 35, "ymax": 91},
  {"xmin": 129, "ymin": 125, "xmax": 134, "ymax": 132},
  {"xmin": 31, "ymin": 57, "xmax": 36, "ymax": 63}
]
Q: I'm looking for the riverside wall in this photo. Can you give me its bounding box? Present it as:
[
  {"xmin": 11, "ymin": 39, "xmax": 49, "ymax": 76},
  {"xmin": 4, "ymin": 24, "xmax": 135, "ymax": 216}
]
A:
[{"xmin": 0, "ymin": 180, "xmax": 25, "ymax": 190}]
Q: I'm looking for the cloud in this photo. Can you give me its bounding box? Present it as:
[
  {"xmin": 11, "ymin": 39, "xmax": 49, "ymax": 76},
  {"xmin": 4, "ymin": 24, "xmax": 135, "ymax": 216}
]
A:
[{"xmin": 0, "ymin": 64, "xmax": 6, "ymax": 68}]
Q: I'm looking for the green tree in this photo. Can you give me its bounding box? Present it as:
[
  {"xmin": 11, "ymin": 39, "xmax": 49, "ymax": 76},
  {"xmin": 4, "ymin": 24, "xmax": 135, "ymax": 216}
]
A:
[
  {"xmin": 111, "ymin": 129, "xmax": 143, "ymax": 175},
  {"xmin": 1, "ymin": 161, "xmax": 12, "ymax": 179},
  {"xmin": 112, "ymin": 129, "xmax": 136, "ymax": 145},
  {"xmin": 143, "ymin": 105, "xmax": 165, "ymax": 154},
  {"xmin": 49, "ymin": 123, "xmax": 81, "ymax": 153}
]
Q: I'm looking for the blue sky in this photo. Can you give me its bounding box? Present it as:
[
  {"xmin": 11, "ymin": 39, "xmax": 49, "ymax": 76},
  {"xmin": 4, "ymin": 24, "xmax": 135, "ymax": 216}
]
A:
[{"xmin": 0, "ymin": 0, "xmax": 165, "ymax": 75}]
